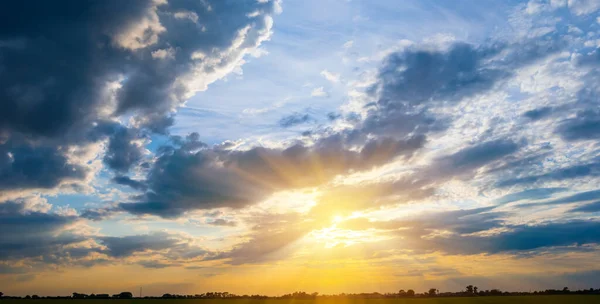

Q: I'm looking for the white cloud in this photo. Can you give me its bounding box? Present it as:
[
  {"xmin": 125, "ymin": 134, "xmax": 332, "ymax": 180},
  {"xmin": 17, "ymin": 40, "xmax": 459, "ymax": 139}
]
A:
[
  {"xmin": 568, "ymin": 0, "xmax": 600, "ymax": 15},
  {"xmin": 173, "ymin": 11, "xmax": 199, "ymax": 23},
  {"xmin": 320, "ymin": 70, "xmax": 340, "ymax": 83},
  {"xmin": 311, "ymin": 86, "xmax": 329, "ymax": 97},
  {"xmin": 151, "ymin": 47, "xmax": 176, "ymax": 59},
  {"xmin": 343, "ymin": 40, "xmax": 354, "ymax": 49}
]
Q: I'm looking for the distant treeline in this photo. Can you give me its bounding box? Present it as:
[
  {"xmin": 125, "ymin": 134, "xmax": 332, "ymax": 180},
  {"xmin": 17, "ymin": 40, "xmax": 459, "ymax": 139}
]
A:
[{"xmin": 1, "ymin": 286, "xmax": 600, "ymax": 299}]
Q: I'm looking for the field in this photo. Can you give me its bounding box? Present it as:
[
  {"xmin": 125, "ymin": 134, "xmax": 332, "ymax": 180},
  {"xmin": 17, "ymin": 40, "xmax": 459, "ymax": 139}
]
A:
[{"xmin": 3, "ymin": 296, "xmax": 600, "ymax": 304}]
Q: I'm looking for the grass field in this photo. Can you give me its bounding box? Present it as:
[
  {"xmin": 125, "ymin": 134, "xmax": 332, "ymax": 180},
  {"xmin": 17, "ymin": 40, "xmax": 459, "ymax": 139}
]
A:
[{"xmin": 3, "ymin": 296, "xmax": 600, "ymax": 304}]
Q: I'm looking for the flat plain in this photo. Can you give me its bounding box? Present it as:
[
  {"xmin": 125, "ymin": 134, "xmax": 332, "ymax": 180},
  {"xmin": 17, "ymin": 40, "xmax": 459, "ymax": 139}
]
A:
[{"xmin": 3, "ymin": 296, "xmax": 600, "ymax": 304}]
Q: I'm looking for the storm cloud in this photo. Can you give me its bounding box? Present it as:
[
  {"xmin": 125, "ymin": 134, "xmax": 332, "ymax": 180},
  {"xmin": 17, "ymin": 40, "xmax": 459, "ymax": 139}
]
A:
[{"xmin": 0, "ymin": 0, "xmax": 280, "ymax": 190}]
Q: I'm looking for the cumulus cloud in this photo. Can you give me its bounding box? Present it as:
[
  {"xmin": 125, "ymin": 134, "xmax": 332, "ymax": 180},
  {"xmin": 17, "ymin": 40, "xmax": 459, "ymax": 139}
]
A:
[
  {"xmin": 0, "ymin": 0, "xmax": 281, "ymax": 192},
  {"xmin": 0, "ymin": 142, "xmax": 88, "ymax": 192}
]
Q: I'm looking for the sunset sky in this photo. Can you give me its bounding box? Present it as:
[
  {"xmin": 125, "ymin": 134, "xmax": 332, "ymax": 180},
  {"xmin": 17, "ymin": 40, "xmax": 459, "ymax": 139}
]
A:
[{"xmin": 2, "ymin": 0, "xmax": 600, "ymax": 297}]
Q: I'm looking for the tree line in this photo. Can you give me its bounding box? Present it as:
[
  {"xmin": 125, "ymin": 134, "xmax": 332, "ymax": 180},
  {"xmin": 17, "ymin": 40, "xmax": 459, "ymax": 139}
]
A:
[{"xmin": 1, "ymin": 286, "xmax": 600, "ymax": 299}]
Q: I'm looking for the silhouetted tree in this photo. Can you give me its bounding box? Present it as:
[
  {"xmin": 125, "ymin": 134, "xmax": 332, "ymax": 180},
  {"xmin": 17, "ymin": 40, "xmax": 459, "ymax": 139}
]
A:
[
  {"xmin": 398, "ymin": 290, "xmax": 406, "ymax": 296},
  {"xmin": 117, "ymin": 292, "xmax": 133, "ymax": 299},
  {"xmin": 0, "ymin": 292, "xmax": 3, "ymax": 298},
  {"xmin": 563, "ymin": 287, "xmax": 570, "ymax": 293},
  {"xmin": 73, "ymin": 293, "xmax": 88, "ymax": 299},
  {"xmin": 474, "ymin": 286, "xmax": 478, "ymax": 294},
  {"xmin": 428, "ymin": 288, "xmax": 438, "ymax": 296},
  {"xmin": 25, "ymin": 295, "xmax": 31, "ymax": 299},
  {"xmin": 466, "ymin": 285, "xmax": 474, "ymax": 294},
  {"xmin": 406, "ymin": 289, "xmax": 415, "ymax": 297}
]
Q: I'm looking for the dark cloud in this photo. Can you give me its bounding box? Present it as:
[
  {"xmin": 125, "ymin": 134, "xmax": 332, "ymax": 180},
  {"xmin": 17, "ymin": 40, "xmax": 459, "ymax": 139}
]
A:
[
  {"xmin": 517, "ymin": 189, "xmax": 600, "ymax": 208},
  {"xmin": 0, "ymin": 200, "xmax": 85, "ymax": 260},
  {"xmin": 103, "ymin": 126, "xmax": 145, "ymax": 173},
  {"xmin": 278, "ymin": 113, "xmax": 311, "ymax": 128},
  {"xmin": 551, "ymin": 48, "xmax": 600, "ymax": 142},
  {"xmin": 112, "ymin": 175, "xmax": 147, "ymax": 191},
  {"xmin": 555, "ymin": 110, "xmax": 600, "ymax": 141},
  {"xmin": 0, "ymin": 142, "xmax": 88, "ymax": 191},
  {"xmin": 494, "ymin": 188, "xmax": 568, "ymax": 204},
  {"xmin": 497, "ymin": 161, "xmax": 600, "ymax": 187},
  {"xmin": 356, "ymin": 39, "xmax": 561, "ymax": 140},
  {"xmin": 206, "ymin": 219, "xmax": 237, "ymax": 227},
  {"xmin": 404, "ymin": 220, "xmax": 600, "ymax": 255},
  {"xmin": 326, "ymin": 112, "xmax": 341, "ymax": 121},
  {"xmin": 97, "ymin": 232, "xmax": 182, "ymax": 258},
  {"xmin": 0, "ymin": 0, "xmax": 280, "ymax": 189},
  {"xmin": 339, "ymin": 208, "xmax": 600, "ymax": 256},
  {"xmin": 119, "ymin": 132, "xmax": 426, "ymax": 217},
  {"xmin": 96, "ymin": 232, "xmax": 210, "ymax": 264},
  {"xmin": 79, "ymin": 206, "xmax": 117, "ymax": 221},
  {"xmin": 432, "ymin": 139, "xmax": 521, "ymax": 178},
  {"xmin": 523, "ymin": 106, "xmax": 554, "ymax": 121},
  {"xmin": 570, "ymin": 201, "xmax": 600, "ymax": 213}
]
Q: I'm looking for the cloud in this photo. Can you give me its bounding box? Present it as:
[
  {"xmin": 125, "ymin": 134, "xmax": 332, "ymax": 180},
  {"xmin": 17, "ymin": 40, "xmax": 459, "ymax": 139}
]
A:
[
  {"xmin": 116, "ymin": 35, "xmax": 563, "ymax": 219},
  {"xmin": 103, "ymin": 125, "xmax": 145, "ymax": 173},
  {"xmin": 112, "ymin": 175, "xmax": 147, "ymax": 191},
  {"xmin": 497, "ymin": 161, "xmax": 600, "ymax": 187},
  {"xmin": 0, "ymin": 142, "xmax": 88, "ymax": 192},
  {"xmin": 343, "ymin": 40, "xmax": 354, "ymax": 49},
  {"xmin": 555, "ymin": 110, "xmax": 600, "ymax": 141},
  {"xmin": 570, "ymin": 201, "xmax": 600, "ymax": 213},
  {"xmin": 311, "ymin": 86, "xmax": 329, "ymax": 97},
  {"xmin": 138, "ymin": 260, "xmax": 178, "ymax": 269},
  {"xmin": 494, "ymin": 188, "xmax": 568, "ymax": 204},
  {"xmin": 430, "ymin": 139, "xmax": 521, "ymax": 180},
  {"xmin": 320, "ymin": 70, "xmax": 340, "ymax": 83},
  {"xmin": 405, "ymin": 219, "xmax": 600, "ymax": 255},
  {"xmin": 278, "ymin": 112, "xmax": 311, "ymax": 128},
  {"xmin": 119, "ymin": 132, "xmax": 426, "ymax": 217},
  {"xmin": 566, "ymin": 0, "xmax": 600, "ymax": 15},
  {"xmin": 353, "ymin": 39, "xmax": 561, "ymax": 141},
  {"xmin": 0, "ymin": 198, "xmax": 87, "ymax": 260},
  {"xmin": 517, "ymin": 189, "xmax": 600, "ymax": 208},
  {"xmin": 80, "ymin": 206, "xmax": 117, "ymax": 222},
  {"xmin": 339, "ymin": 208, "xmax": 600, "ymax": 256},
  {"xmin": 211, "ymin": 213, "xmax": 310, "ymax": 264},
  {"xmin": 523, "ymin": 106, "xmax": 554, "ymax": 120},
  {"xmin": 339, "ymin": 207, "xmax": 504, "ymax": 235},
  {"xmin": 0, "ymin": 0, "xmax": 281, "ymax": 190},
  {"xmin": 97, "ymin": 232, "xmax": 182, "ymax": 258},
  {"xmin": 206, "ymin": 218, "xmax": 237, "ymax": 227}
]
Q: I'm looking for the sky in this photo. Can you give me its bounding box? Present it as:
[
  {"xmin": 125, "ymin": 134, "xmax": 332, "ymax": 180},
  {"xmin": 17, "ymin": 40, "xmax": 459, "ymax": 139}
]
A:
[{"xmin": 2, "ymin": 0, "xmax": 600, "ymax": 297}]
